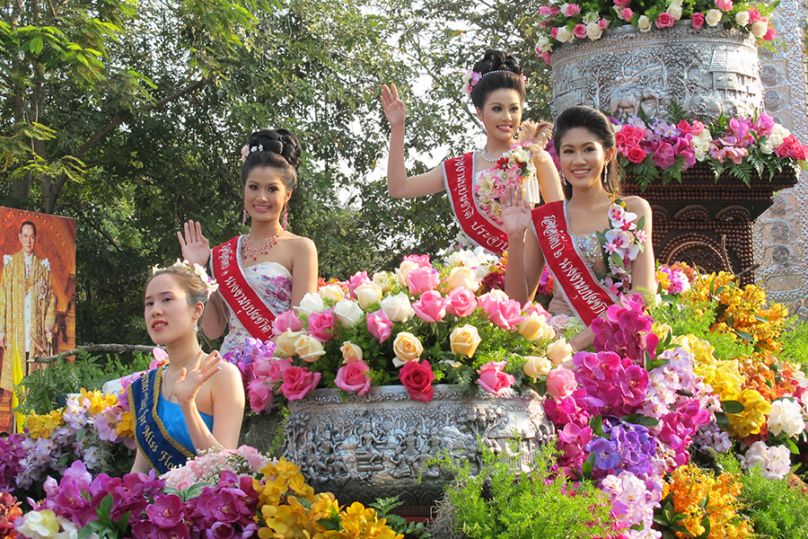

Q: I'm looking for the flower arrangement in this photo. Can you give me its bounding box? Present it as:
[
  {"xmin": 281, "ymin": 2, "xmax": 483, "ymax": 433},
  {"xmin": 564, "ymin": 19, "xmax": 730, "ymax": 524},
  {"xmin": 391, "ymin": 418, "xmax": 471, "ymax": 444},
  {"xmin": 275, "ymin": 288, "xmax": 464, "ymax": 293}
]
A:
[
  {"xmin": 474, "ymin": 142, "xmax": 536, "ymax": 226},
  {"xmin": 596, "ymin": 200, "xmax": 647, "ymax": 295},
  {"xmin": 249, "ymin": 251, "xmax": 573, "ymax": 409},
  {"xmin": 534, "ymin": 0, "xmax": 778, "ymax": 62},
  {"xmin": 611, "ymin": 110, "xmax": 808, "ymax": 189},
  {"xmin": 161, "ymin": 445, "xmax": 271, "ymax": 490}
]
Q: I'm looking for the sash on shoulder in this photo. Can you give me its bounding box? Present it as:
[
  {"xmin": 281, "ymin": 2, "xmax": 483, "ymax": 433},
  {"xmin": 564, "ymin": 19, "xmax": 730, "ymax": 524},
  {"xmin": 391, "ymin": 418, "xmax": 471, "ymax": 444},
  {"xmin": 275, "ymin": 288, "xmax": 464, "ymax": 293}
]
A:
[
  {"xmin": 443, "ymin": 152, "xmax": 508, "ymax": 255},
  {"xmin": 532, "ymin": 201, "xmax": 615, "ymax": 327},
  {"xmin": 128, "ymin": 368, "xmax": 194, "ymax": 474},
  {"xmin": 211, "ymin": 237, "xmax": 276, "ymax": 340}
]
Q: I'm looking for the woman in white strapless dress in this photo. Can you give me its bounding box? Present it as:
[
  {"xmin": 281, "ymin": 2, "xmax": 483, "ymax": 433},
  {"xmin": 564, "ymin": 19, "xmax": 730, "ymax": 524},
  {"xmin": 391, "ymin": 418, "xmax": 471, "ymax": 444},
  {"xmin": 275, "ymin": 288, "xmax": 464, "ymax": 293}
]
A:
[{"xmin": 178, "ymin": 129, "xmax": 318, "ymax": 353}]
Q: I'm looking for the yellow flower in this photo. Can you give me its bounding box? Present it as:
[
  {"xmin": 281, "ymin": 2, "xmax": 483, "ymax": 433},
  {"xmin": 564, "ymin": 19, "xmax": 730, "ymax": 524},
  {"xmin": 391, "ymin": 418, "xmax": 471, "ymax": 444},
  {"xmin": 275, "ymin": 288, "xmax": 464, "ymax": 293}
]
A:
[
  {"xmin": 25, "ymin": 410, "xmax": 64, "ymax": 439},
  {"xmin": 79, "ymin": 388, "xmax": 117, "ymax": 416},
  {"xmin": 726, "ymin": 389, "xmax": 771, "ymax": 438},
  {"xmin": 115, "ymin": 411, "xmax": 134, "ymax": 438}
]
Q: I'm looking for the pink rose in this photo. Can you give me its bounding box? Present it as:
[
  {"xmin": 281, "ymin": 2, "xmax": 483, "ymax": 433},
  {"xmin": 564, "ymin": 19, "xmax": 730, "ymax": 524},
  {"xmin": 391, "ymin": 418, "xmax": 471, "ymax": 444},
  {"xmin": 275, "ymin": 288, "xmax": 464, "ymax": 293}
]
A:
[
  {"xmin": 280, "ymin": 366, "xmax": 321, "ymax": 400},
  {"xmin": 247, "ymin": 379, "xmax": 273, "ymax": 413},
  {"xmin": 272, "ymin": 310, "xmax": 303, "ymax": 336},
  {"xmin": 253, "ymin": 356, "xmax": 291, "ymax": 384},
  {"xmin": 539, "ymin": 5, "xmax": 555, "ymax": 16},
  {"xmin": 412, "ymin": 290, "xmax": 450, "ymax": 323},
  {"xmin": 626, "ymin": 146, "xmax": 647, "ymax": 164},
  {"xmin": 523, "ymin": 302, "xmax": 552, "ymax": 323},
  {"xmin": 346, "ymin": 271, "xmax": 371, "ymax": 298},
  {"xmin": 573, "ymin": 23, "xmax": 587, "ymax": 39},
  {"xmin": 483, "ymin": 298, "xmax": 525, "ymax": 329},
  {"xmin": 692, "ymin": 12, "xmax": 705, "ymax": 29},
  {"xmin": 446, "ymin": 286, "xmax": 478, "ymax": 318},
  {"xmin": 598, "ymin": 18, "xmax": 610, "ymax": 29},
  {"xmin": 747, "ymin": 7, "xmax": 761, "ymax": 22},
  {"xmin": 366, "ymin": 309, "xmax": 394, "ymax": 343},
  {"xmin": 335, "ymin": 359, "xmax": 372, "ymax": 396},
  {"xmin": 476, "ymin": 361, "xmax": 515, "ymax": 396},
  {"xmin": 715, "ymin": 0, "xmax": 732, "ymax": 11},
  {"xmin": 655, "ymin": 12, "xmax": 674, "ymax": 28},
  {"xmin": 551, "ymin": 27, "xmax": 559, "ymax": 39},
  {"xmin": 614, "ymin": 0, "xmax": 631, "ymax": 7},
  {"xmin": 621, "ymin": 7, "xmax": 634, "ymax": 20},
  {"xmin": 399, "ymin": 360, "xmax": 435, "ymax": 402},
  {"xmin": 763, "ymin": 26, "xmax": 776, "ymax": 40},
  {"xmin": 307, "ymin": 309, "xmax": 337, "ymax": 342},
  {"xmin": 564, "ymin": 4, "xmax": 581, "ymax": 16},
  {"xmin": 547, "ymin": 368, "xmax": 578, "ymax": 399},
  {"xmin": 540, "ymin": 51, "xmax": 552, "ymax": 65},
  {"xmin": 403, "ymin": 254, "xmax": 431, "ymax": 268},
  {"xmin": 406, "ymin": 266, "xmax": 441, "ymax": 296}
]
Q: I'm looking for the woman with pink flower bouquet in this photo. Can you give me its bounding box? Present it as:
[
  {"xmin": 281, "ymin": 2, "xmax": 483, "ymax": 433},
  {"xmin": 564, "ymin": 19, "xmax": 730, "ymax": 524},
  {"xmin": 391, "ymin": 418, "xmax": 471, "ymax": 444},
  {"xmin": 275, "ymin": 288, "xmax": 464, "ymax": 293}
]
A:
[
  {"xmin": 381, "ymin": 49, "xmax": 564, "ymax": 258},
  {"xmin": 130, "ymin": 262, "xmax": 245, "ymax": 475},
  {"xmin": 504, "ymin": 106, "xmax": 656, "ymax": 351},
  {"xmin": 178, "ymin": 129, "xmax": 318, "ymax": 354}
]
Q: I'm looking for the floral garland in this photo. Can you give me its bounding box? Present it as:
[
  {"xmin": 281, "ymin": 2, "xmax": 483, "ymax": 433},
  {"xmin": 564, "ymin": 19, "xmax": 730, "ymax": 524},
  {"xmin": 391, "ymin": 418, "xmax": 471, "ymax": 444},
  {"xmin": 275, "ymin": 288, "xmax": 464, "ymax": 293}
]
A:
[
  {"xmin": 535, "ymin": 0, "xmax": 777, "ymax": 63},
  {"xmin": 595, "ymin": 199, "xmax": 647, "ymax": 295},
  {"xmin": 474, "ymin": 142, "xmax": 536, "ymax": 226},
  {"xmin": 153, "ymin": 259, "xmax": 219, "ymax": 299}
]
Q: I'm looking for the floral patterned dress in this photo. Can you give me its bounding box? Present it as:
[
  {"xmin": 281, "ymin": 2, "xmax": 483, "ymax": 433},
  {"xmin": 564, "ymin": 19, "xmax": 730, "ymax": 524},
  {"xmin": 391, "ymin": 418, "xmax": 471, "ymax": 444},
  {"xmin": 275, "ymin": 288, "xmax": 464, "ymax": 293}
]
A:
[{"xmin": 220, "ymin": 242, "xmax": 293, "ymax": 353}]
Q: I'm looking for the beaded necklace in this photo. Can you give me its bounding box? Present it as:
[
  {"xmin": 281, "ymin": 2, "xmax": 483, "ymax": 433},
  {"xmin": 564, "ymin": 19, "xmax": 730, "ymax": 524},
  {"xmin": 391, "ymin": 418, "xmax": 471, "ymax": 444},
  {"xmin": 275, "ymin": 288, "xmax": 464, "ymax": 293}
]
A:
[{"xmin": 242, "ymin": 233, "xmax": 279, "ymax": 262}]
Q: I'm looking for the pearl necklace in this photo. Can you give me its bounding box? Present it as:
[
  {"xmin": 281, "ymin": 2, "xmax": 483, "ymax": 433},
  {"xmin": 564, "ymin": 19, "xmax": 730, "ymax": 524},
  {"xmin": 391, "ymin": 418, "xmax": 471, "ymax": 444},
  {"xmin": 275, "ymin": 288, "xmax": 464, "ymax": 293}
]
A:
[
  {"xmin": 481, "ymin": 146, "xmax": 506, "ymax": 163},
  {"xmin": 242, "ymin": 233, "xmax": 279, "ymax": 262}
]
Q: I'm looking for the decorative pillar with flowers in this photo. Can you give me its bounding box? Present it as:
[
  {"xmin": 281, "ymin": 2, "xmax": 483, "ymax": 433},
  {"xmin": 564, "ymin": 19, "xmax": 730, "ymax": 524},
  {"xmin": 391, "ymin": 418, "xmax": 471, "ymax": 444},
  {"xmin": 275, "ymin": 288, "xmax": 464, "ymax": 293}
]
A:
[{"xmin": 538, "ymin": 1, "xmax": 807, "ymax": 282}]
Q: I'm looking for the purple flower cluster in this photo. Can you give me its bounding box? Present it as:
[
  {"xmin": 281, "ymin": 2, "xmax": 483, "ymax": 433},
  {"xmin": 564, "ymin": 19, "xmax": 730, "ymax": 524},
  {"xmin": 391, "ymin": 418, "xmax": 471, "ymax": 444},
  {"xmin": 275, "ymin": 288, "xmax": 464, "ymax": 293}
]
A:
[
  {"xmin": 657, "ymin": 399, "xmax": 712, "ymax": 467},
  {"xmin": 0, "ymin": 434, "xmax": 26, "ymax": 491},
  {"xmin": 573, "ymin": 351, "xmax": 649, "ymax": 418},
  {"xmin": 592, "ymin": 295, "xmax": 659, "ymax": 364},
  {"xmin": 222, "ymin": 338, "xmax": 277, "ymax": 396},
  {"xmin": 586, "ymin": 421, "xmax": 657, "ymax": 479}
]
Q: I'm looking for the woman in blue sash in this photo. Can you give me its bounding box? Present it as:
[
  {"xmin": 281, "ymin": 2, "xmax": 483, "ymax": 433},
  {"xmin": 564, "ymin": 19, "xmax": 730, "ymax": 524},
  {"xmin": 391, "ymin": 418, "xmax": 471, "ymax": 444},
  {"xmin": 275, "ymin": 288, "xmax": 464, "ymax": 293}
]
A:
[
  {"xmin": 380, "ymin": 49, "xmax": 564, "ymax": 257},
  {"xmin": 178, "ymin": 129, "xmax": 318, "ymax": 353},
  {"xmin": 503, "ymin": 106, "xmax": 656, "ymax": 351},
  {"xmin": 130, "ymin": 262, "xmax": 245, "ymax": 474}
]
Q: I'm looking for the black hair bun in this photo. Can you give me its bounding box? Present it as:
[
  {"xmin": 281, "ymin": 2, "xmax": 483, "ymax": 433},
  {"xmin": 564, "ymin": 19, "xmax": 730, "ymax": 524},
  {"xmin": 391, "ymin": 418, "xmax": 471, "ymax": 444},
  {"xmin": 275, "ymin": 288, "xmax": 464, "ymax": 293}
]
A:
[
  {"xmin": 472, "ymin": 49, "xmax": 522, "ymax": 76},
  {"xmin": 246, "ymin": 129, "xmax": 302, "ymax": 169}
]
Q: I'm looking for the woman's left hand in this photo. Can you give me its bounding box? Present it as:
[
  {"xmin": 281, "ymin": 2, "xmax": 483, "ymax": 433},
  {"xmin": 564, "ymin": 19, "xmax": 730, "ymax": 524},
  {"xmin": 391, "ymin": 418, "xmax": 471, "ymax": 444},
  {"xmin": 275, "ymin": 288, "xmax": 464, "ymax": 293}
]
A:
[{"xmin": 173, "ymin": 351, "xmax": 222, "ymax": 406}]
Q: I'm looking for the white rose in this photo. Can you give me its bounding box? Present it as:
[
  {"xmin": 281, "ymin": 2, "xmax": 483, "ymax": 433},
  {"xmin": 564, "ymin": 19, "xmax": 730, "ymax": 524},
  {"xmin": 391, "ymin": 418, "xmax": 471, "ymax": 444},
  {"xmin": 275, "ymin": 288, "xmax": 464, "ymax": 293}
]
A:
[
  {"xmin": 296, "ymin": 292, "xmax": 326, "ymax": 316},
  {"xmin": 705, "ymin": 9, "xmax": 722, "ymax": 27},
  {"xmin": 294, "ymin": 334, "xmax": 326, "ymax": 363},
  {"xmin": 546, "ymin": 339, "xmax": 574, "ymax": 365},
  {"xmin": 583, "ymin": 11, "xmax": 599, "ymax": 24},
  {"xmin": 318, "ymin": 283, "xmax": 345, "ymax": 302},
  {"xmin": 666, "ymin": 3, "xmax": 682, "ymax": 19},
  {"xmin": 759, "ymin": 139, "xmax": 774, "ymax": 154},
  {"xmin": 556, "ymin": 26, "xmax": 573, "ymax": 43},
  {"xmin": 372, "ymin": 271, "xmax": 396, "ymax": 292},
  {"xmin": 537, "ymin": 35, "xmax": 553, "ymax": 53},
  {"xmin": 446, "ymin": 266, "xmax": 478, "ymax": 291},
  {"xmin": 276, "ymin": 330, "xmax": 302, "ymax": 356},
  {"xmin": 334, "ymin": 299, "xmax": 363, "ymax": 328},
  {"xmin": 585, "ymin": 22, "xmax": 603, "ymax": 40},
  {"xmin": 637, "ymin": 15, "xmax": 652, "ymax": 32},
  {"xmin": 354, "ymin": 281, "xmax": 383, "ymax": 309},
  {"xmin": 379, "ymin": 292, "xmax": 414, "ymax": 322},
  {"xmin": 750, "ymin": 20, "xmax": 768, "ymax": 37},
  {"xmin": 734, "ymin": 10, "xmax": 749, "ymax": 26}
]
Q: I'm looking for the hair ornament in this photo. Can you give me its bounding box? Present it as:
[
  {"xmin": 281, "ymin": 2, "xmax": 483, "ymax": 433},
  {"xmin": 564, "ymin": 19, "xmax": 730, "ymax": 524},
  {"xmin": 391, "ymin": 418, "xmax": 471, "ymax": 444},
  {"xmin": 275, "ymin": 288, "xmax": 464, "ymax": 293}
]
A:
[
  {"xmin": 153, "ymin": 259, "xmax": 220, "ymax": 299},
  {"xmin": 240, "ymin": 143, "xmax": 267, "ymax": 164},
  {"xmin": 463, "ymin": 69, "xmax": 527, "ymax": 94}
]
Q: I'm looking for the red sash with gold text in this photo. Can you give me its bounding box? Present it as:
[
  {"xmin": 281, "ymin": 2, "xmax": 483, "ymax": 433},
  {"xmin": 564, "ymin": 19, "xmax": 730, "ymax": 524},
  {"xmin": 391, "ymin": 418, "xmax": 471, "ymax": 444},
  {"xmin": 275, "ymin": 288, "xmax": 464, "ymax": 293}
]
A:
[
  {"xmin": 532, "ymin": 202, "xmax": 615, "ymax": 327},
  {"xmin": 443, "ymin": 152, "xmax": 508, "ymax": 255},
  {"xmin": 211, "ymin": 237, "xmax": 275, "ymax": 340}
]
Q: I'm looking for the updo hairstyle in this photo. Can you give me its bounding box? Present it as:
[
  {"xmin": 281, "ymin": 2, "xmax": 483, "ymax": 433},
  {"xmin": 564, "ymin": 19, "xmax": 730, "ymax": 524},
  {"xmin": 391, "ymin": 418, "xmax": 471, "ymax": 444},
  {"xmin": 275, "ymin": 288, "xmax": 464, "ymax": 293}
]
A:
[
  {"xmin": 553, "ymin": 106, "xmax": 621, "ymax": 197},
  {"xmin": 145, "ymin": 265, "xmax": 209, "ymax": 309},
  {"xmin": 470, "ymin": 50, "xmax": 526, "ymax": 110},
  {"xmin": 241, "ymin": 129, "xmax": 302, "ymax": 192}
]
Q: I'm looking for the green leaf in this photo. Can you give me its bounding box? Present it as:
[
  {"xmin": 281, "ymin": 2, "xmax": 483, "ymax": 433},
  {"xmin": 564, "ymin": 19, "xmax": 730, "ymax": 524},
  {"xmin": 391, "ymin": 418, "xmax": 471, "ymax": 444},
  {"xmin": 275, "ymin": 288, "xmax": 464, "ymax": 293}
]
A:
[
  {"xmin": 590, "ymin": 414, "xmax": 603, "ymax": 438},
  {"xmin": 715, "ymin": 412, "xmax": 729, "ymax": 429},
  {"xmin": 786, "ymin": 437, "xmax": 800, "ymax": 455},
  {"xmin": 721, "ymin": 400, "xmax": 745, "ymax": 414},
  {"xmin": 735, "ymin": 330, "xmax": 754, "ymax": 342}
]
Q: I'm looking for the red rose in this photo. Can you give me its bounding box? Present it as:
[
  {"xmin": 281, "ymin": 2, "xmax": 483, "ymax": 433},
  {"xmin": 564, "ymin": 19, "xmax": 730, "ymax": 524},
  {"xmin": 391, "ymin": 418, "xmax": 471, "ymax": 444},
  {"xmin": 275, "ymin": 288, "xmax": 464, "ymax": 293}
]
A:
[
  {"xmin": 399, "ymin": 360, "xmax": 435, "ymax": 402},
  {"xmin": 626, "ymin": 146, "xmax": 647, "ymax": 164},
  {"xmin": 655, "ymin": 12, "xmax": 674, "ymax": 28}
]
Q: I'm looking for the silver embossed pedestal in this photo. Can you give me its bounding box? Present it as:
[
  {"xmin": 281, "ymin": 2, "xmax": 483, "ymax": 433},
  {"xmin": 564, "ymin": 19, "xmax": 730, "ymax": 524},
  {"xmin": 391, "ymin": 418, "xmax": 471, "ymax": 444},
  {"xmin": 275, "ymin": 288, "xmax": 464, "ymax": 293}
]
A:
[
  {"xmin": 282, "ymin": 384, "xmax": 553, "ymax": 509},
  {"xmin": 552, "ymin": 23, "xmax": 763, "ymax": 121}
]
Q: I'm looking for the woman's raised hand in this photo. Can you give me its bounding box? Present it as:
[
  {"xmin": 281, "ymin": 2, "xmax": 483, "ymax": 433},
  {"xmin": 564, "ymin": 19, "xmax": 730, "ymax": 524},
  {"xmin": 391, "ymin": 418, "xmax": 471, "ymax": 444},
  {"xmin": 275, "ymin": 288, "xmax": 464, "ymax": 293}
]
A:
[
  {"xmin": 501, "ymin": 185, "xmax": 533, "ymax": 238},
  {"xmin": 178, "ymin": 220, "xmax": 211, "ymax": 267},
  {"xmin": 381, "ymin": 84, "xmax": 406, "ymax": 129},
  {"xmin": 173, "ymin": 351, "xmax": 222, "ymax": 406}
]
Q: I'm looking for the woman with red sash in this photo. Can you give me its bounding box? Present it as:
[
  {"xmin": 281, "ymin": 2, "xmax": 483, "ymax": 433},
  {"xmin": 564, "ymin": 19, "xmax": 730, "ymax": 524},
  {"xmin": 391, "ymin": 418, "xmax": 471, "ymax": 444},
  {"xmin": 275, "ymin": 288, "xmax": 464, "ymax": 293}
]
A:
[
  {"xmin": 131, "ymin": 262, "xmax": 244, "ymax": 474},
  {"xmin": 178, "ymin": 129, "xmax": 318, "ymax": 353},
  {"xmin": 381, "ymin": 49, "xmax": 564, "ymax": 256},
  {"xmin": 504, "ymin": 106, "xmax": 656, "ymax": 351}
]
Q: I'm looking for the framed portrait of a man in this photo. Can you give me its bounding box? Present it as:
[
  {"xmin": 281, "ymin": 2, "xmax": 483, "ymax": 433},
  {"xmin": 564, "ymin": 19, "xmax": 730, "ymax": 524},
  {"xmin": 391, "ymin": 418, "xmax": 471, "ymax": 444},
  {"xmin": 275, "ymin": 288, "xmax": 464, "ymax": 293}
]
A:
[{"xmin": 0, "ymin": 208, "xmax": 76, "ymax": 434}]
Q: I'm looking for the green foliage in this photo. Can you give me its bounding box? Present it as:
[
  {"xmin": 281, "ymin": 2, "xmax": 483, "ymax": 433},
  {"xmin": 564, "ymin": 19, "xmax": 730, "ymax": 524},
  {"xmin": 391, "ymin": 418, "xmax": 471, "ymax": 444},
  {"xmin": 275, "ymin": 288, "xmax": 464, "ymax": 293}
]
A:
[
  {"xmin": 778, "ymin": 318, "xmax": 808, "ymax": 371},
  {"xmin": 436, "ymin": 442, "xmax": 613, "ymax": 539},
  {"xmin": 368, "ymin": 496, "xmax": 427, "ymax": 538}
]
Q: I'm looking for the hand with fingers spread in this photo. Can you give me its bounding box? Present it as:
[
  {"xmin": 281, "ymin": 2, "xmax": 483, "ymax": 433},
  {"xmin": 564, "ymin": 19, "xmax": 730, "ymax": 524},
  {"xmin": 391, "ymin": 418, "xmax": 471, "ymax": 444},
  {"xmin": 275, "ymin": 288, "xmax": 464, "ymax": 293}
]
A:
[
  {"xmin": 381, "ymin": 84, "xmax": 406, "ymax": 129},
  {"xmin": 501, "ymin": 185, "xmax": 533, "ymax": 238},
  {"xmin": 172, "ymin": 350, "xmax": 222, "ymax": 406},
  {"xmin": 178, "ymin": 220, "xmax": 211, "ymax": 267}
]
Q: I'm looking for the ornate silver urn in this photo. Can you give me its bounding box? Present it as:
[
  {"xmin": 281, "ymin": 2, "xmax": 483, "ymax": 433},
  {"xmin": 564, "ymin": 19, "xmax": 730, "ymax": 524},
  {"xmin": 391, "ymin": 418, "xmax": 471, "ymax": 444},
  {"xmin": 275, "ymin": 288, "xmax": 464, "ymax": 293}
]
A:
[
  {"xmin": 282, "ymin": 385, "xmax": 554, "ymax": 508},
  {"xmin": 551, "ymin": 23, "xmax": 763, "ymax": 121}
]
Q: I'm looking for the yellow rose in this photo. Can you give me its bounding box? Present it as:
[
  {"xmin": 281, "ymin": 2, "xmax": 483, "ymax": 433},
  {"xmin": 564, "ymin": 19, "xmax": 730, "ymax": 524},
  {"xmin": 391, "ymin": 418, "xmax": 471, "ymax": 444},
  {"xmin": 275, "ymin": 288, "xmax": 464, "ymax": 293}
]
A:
[
  {"xmin": 449, "ymin": 325, "xmax": 482, "ymax": 358},
  {"xmin": 518, "ymin": 313, "xmax": 555, "ymax": 341},
  {"xmin": 318, "ymin": 283, "xmax": 345, "ymax": 302},
  {"xmin": 294, "ymin": 334, "xmax": 326, "ymax": 363},
  {"xmin": 276, "ymin": 329, "xmax": 301, "ymax": 357},
  {"xmin": 523, "ymin": 356, "xmax": 552, "ymax": 381},
  {"xmin": 545, "ymin": 339, "xmax": 573, "ymax": 365},
  {"xmin": 354, "ymin": 282, "xmax": 383, "ymax": 309},
  {"xmin": 340, "ymin": 342, "xmax": 364, "ymax": 364},
  {"xmin": 392, "ymin": 332, "xmax": 423, "ymax": 367},
  {"xmin": 446, "ymin": 267, "xmax": 478, "ymax": 291},
  {"xmin": 372, "ymin": 271, "xmax": 395, "ymax": 293},
  {"xmin": 395, "ymin": 260, "xmax": 420, "ymax": 286}
]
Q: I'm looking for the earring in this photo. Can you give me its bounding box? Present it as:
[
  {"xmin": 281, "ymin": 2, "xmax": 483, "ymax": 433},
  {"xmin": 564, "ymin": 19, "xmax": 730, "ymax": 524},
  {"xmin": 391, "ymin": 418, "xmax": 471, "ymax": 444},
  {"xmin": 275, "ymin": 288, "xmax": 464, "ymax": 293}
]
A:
[
  {"xmin": 281, "ymin": 204, "xmax": 289, "ymax": 231},
  {"xmin": 561, "ymin": 173, "xmax": 568, "ymax": 186},
  {"xmin": 194, "ymin": 325, "xmax": 199, "ymax": 333},
  {"xmin": 602, "ymin": 165, "xmax": 608, "ymax": 186},
  {"xmin": 242, "ymin": 208, "xmax": 247, "ymax": 226}
]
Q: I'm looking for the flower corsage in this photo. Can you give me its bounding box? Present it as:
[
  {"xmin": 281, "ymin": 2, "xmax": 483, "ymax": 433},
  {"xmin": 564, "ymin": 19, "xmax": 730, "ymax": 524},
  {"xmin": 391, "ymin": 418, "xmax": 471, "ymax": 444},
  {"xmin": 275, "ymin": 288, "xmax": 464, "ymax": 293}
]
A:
[
  {"xmin": 595, "ymin": 199, "xmax": 647, "ymax": 295},
  {"xmin": 475, "ymin": 142, "xmax": 537, "ymax": 226}
]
